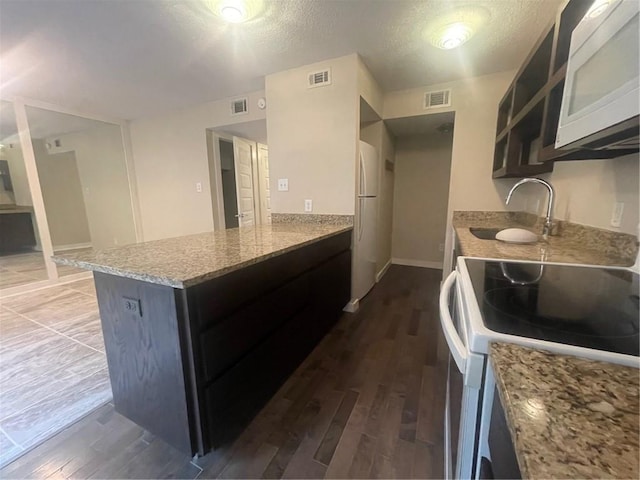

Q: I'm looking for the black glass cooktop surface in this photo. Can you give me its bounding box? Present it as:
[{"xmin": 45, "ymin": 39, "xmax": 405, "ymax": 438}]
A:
[{"xmin": 465, "ymin": 259, "xmax": 639, "ymax": 357}]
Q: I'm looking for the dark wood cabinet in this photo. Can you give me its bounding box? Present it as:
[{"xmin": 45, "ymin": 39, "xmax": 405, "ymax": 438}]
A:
[
  {"xmin": 492, "ymin": 0, "xmax": 624, "ymax": 178},
  {"xmin": 0, "ymin": 211, "xmax": 36, "ymax": 254},
  {"xmin": 94, "ymin": 231, "xmax": 352, "ymax": 456}
]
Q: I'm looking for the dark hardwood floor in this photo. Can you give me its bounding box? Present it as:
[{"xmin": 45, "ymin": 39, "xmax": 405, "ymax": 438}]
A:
[{"xmin": 1, "ymin": 265, "xmax": 448, "ymax": 479}]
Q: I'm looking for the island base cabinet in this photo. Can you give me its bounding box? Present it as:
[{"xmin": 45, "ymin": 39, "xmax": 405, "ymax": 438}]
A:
[
  {"xmin": 93, "ymin": 231, "xmax": 352, "ymax": 457},
  {"xmin": 93, "ymin": 272, "xmax": 196, "ymax": 455},
  {"xmin": 202, "ymin": 249, "xmax": 352, "ymax": 448}
]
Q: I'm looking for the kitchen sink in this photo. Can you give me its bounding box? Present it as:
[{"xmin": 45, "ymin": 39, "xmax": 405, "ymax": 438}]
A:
[{"xmin": 469, "ymin": 227, "xmax": 502, "ymax": 240}]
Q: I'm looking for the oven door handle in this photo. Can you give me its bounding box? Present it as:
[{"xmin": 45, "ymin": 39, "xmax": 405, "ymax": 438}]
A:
[{"xmin": 439, "ymin": 270, "xmax": 468, "ymax": 375}]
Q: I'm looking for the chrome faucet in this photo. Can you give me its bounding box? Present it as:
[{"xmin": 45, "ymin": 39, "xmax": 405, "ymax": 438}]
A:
[{"xmin": 506, "ymin": 177, "xmax": 555, "ymax": 240}]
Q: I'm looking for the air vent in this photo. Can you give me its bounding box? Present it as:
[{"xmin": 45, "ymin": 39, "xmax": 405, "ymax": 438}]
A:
[
  {"xmin": 424, "ymin": 89, "xmax": 451, "ymax": 109},
  {"xmin": 308, "ymin": 69, "xmax": 331, "ymax": 88},
  {"xmin": 231, "ymin": 98, "xmax": 248, "ymax": 115}
]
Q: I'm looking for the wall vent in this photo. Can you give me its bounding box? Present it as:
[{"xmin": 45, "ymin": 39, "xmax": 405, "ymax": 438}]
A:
[
  {"xmin": 424, "ymin": 89, "xmax": 451, "ymax": 109},
  {"xmin": 308, "ymin": 69, "xmax": 331, "ymax": 88},
  {"xmin": 231, "ymin": 98, "xmax": 248, "ymax": 115}
]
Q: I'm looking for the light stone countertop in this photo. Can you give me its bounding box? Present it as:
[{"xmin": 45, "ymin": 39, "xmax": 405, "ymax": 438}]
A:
[
  {"xmin": 52, "ymin": 223, "xmax": 352, "ymax": 289},
  {"xmin": 453, "ymin": 211, "xmax": 636, "ymax": 267},
  {"xmin": 490, "ymin": 343, "xmax": 639, "ymax": 479}
]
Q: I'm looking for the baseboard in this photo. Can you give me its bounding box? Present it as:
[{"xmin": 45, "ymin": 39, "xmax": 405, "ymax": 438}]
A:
[
  {"xmin": 375, "ymin": 259, "xmax": 392, "ymax": 283},
  {"xmin": 343, "ymin": 298, "xmax": 359, "ymax": 313},
  {"xmin": 54, "ymin": 242, "xmax": 92, "ymax": 252},
  {"xmin": 391, "ymin": 258, "xmax": 443, "ymax": 270}
]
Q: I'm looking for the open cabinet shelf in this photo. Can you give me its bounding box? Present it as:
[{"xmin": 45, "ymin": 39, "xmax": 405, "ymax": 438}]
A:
[{"xmin": 492, "ymin": 0, "xmax": 593, "ymax": 178}]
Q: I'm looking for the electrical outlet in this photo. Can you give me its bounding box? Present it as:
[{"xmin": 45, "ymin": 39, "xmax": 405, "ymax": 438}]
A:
[
  {"xmin": 304, "ymin": 199, "xmax": 313, "ymax": 212},
  {"xmin": 122, "ymin": 297, "xmax": 142, "ymax": 317},
  {"xmin": 611, "ymin": 201, "xmax": 624, "ymax": 227},
  {"xmin": 438, "ymin": 243, "xmax": 445, "ymax": 252},
  {"xmin": 196, "ymin": 182, "xmax": 202, "ymax": 193},
  {"xmin": 277, "ymin": 179, "xmax": 289, "ymax": 191}
]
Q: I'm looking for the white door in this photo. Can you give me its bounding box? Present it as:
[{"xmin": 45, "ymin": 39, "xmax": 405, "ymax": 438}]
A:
[
  {"xmin": 232, "ymin": 136, "xmax": 257, "ymax": 227},
  {"xmin": 257, "ymin": 144, "xmax": 271, "ymax": 224}
]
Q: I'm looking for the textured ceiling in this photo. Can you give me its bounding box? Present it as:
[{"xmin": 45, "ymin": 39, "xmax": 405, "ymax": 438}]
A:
[{"xmin": 0, "ymin": 0, "xmax": 563, "ymax": 120}]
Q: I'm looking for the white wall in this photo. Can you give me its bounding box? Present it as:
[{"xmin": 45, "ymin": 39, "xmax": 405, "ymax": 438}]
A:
[
  {"xmin": 50, "ymin": 124, "xmax": 137, "ymax": 248},
  {"xmin": 526, "ymin": 156, "xmax": 639, "ymax": 235},
  {"xmin": 385, "ymin": 70, "xmax": 529, "ymax": 272},
  {"xmin": 358, "ymin": 57, "xmax": 384, "ymax": 118},
  {"xmin": 130, "ymin": 90, "xmax": 266, "ymax": 241},
  {"xmin": 266, "ymin": 54, "xmax": 359, "ymax": 215},
  {"xmin": 377, "ymin": 124, "xmax": 396, "ymax": 273},
  {"xmin": 392, "ymin": 133, "xmax": 453, "ymax": 267},
  {"xmin": 384, "ymin": 71, "xmax": 519, "ymax": 211},
  {"xmin": 32, "ymin": 140, "xmax": 91, "ymax": 248}
]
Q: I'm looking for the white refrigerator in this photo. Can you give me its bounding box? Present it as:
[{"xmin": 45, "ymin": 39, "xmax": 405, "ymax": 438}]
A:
[{"xmin": 354, "ymin": 141, "xmax": 379, "ymax": 301}]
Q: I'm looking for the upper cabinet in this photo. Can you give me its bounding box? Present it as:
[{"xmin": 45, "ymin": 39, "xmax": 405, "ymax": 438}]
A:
[{"xmin": 492, "ymin": 0, "xmax": 631, "ymax": 178}]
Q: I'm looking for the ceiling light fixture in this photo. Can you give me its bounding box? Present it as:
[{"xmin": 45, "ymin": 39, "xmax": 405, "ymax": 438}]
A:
[
  {"xmin": 425, "ymin": 6, "xmax": 490, "ymax": 50},
  {"xmin": 585, "ymin": 0, "xmax": 611, "ymax": 19},
  {"xmin": 220, "ymin": 2, "xmax": 247, "ymax": 23},
  {"xmin": 207, "ymin": 0, "xmax": 263, "ymax": 24}
]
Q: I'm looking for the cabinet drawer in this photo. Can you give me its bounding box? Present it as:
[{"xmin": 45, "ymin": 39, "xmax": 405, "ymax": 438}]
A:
[
  {"xmin": 199, "ymin": 271, "xmax": 312, "ymax": 383},
  {"xmin": 189, "ymin": 231, "xmax": 351, "ymax": 331},
  {"xmin": 203, "ymin": 305, "xmax": 317, "ymax": 446}
]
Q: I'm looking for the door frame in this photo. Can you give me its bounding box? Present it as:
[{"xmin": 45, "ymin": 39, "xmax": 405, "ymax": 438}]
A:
[
  {"xmin": 208, "ymin": 130, "xmax": 263, "ymax": 230},
  {"xmin": 256, "ymin": 143, "xmax": 270, "ymax": 224},
  {"xmin": 206, "ymin": 130, "xmax": 231, "ymax": 231}
]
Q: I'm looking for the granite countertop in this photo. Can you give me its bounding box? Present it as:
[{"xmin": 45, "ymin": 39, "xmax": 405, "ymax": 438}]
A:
[
  {"xmin": 0, "ymin": 205, "xmax": 33, "ymax": 215},
  {"xmin": 490, "ymin": 343, "xmax": 639, "ymax": 479},
  {"xmin": 52, "ymin": 223, "xmax": 352, "ymax": 289},
  {"xmin": 453, "ymin": 211, "xmax": 637, "ymax": 267}
]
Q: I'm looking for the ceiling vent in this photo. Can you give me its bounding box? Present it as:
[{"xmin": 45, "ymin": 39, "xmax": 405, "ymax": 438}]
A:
[
  {"xmin": 308, "ymin": 69, "xmax": 331, "ymax": 88},
  {"xmin": 231, "ymin": 98, "xmax": 248, "ymax": 115},
  {"xmin": 424, "ymin": 89, "xmax": 452, "ymax": 109}
]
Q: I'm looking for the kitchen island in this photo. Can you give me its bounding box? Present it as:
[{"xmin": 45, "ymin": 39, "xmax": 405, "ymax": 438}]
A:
[
  {"xmin": 53, "ymin": 222, "xmax": 352, "ymax": 457},
  {"xmin": 490, "ymin": 343, "xmax": 639, "ymax": 479}
]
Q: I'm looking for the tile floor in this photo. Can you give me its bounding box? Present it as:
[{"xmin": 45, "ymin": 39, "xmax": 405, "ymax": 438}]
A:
[
  {"xmin": 0, "ymin": 278, "xmax": 111, "ymax": 467},
  {"xmin": 0, "ymin": 252, "xmax": 86, "ymax": 290}
]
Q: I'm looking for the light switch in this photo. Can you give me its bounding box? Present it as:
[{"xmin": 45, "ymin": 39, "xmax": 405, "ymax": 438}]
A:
[
  {"xmin": 304, "ymin": 199, "xmax": 313, "ymax": 212},
  {"xmin": 278, "ymin": 179, "xmax": 289, "ymax": 191}
]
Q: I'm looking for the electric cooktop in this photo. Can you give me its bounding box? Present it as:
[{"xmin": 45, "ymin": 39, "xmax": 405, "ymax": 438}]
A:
[{"xmin": 465, "ymin": 259, "xmax": 639, "ymax": 357}]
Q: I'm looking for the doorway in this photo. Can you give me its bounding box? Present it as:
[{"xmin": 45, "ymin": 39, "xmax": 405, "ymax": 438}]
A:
[
  {"xmin": 206, "ymin": 119, "xmax": 270, "ymax": 230},
  {"xmin": 385, "ymin": 111, "xmax": 456, "ymax": 270}
]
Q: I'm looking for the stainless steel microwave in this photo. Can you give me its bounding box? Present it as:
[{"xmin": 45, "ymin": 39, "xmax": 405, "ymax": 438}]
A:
[{"xmin": 556, "ymin": 0, "xmax": 639, "ymax": 151}]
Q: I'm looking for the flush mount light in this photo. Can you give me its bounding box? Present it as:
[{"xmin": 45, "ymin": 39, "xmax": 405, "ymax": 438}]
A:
[
  {"xmin": 207, "ymin": 0, "xmax": 263, "ymax": 24},
  {"xmin": 221, "ymin": 5, "xmax": 246, "ymax": 23},
  {"xmin": 425, "ymin": 6, "xmax": 490, "ymax": 50},
  {"xmin": 585, "ymin": 0, "xmax": 611, "ymax": 19}
]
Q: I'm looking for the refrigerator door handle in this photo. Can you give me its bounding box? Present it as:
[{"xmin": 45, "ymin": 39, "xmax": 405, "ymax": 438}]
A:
[
  {"xmin": 359, "ymin": 152, "xmax": 364, "ymax": 194},
  {"xmin": 361, "ymin": 152, "xmax": 367, "ymax": 195},
  {"xmin": 359, "ymin": 197, "xmax": 364, "ymax": 241}
]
